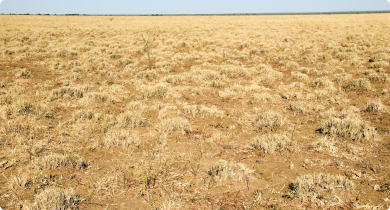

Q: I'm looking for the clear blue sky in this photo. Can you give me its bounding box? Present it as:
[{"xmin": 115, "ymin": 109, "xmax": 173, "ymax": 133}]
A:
[{"xmin": 0, "ymin": 0, "xmax": 389, "ymax": 14}]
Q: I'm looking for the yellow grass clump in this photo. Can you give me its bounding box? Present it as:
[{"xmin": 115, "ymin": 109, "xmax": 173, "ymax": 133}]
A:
[
  {"xmin": 320, "ymin": 114, "xmax": 376, "ymax": 141},
  {"xmin": 289, "ymin": 173, "xmax": 354, "ymax": 206},
  {"xmin": 253, "ymin": 110, "xmax": 285, "ymax": 132}
]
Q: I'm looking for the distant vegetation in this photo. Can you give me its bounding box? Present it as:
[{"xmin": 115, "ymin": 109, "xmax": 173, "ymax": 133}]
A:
[{"xmin": 1, "ymin": 10, "xmax": 390, "ymax": 16}]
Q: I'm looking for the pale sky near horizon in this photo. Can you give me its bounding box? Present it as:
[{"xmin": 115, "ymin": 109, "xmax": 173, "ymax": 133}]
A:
[{"xmin": 0, "ymin": 0, "xmax": 389, "ymax": 14}]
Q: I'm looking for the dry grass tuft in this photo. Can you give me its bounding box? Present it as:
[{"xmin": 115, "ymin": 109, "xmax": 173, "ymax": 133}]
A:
[
  {"xmin": 55, "ymin": 49, "xmax": 78, "ymax": 59},
  {"xmin": 36, "ymin": 153, "xmax": 87, "ymax": 170},
  {"xmin": 368, "ymin": 72, "xmax": 388, "ymax": 82},
  {"xmin": 103, "ymin": 129, "xmax": 140, "ymax": 148},
  {"xmin": 289, "ymin": 173, "xmax": 354, "ymax": 206},
  {"xmin": 136, "ymin": 69, "xmax": 160, "ymax": 81},
  {"xmin": 82, "ymin": 92, "xmax": 113, "ymax": 104},
  {"xmin": 253, "ymin": 110, "xmax": 285, "ymax": 132},
  {"xmin": 51, "ymin": 85, "xmax": 94, "ymax": 100},
  {"xmin": 186, "ymin": 68, "xmax": 226, "ymax": 86},
  {"xmin": 320, "ymin": 113, "xmax": 376, "ymax": 141},
  {"xmin": 24, "ymin": 187, "xmax": 79, "ymax": 210},
  {"xmin": 208, "ymin": 160, "xmax": 252, "ymax": 182},
  {"xmin": 117, "ymin": 111, "xmax": 145, "ymax": 128},
  {"xmin": 139, "ymin": 83, "xmax": 170, "ymax": 98},
  {"xmin": 14, "ymin": 68, "xmax": 31, "ymax": 78},
  {"xmin": 314, "ymin": 77, "xmax": 333, "ymax": 88},
  {"xmin": 345, "ymin": 78, "xmax": 371, "ymax": 90},
  {"xmin": 72, "ymin": 109, "xmax": 96, "ymax": 121},
  {"xmin": 165, "ymin": 75, "xmax": 183, "ymax": 85},
  {"xmin": 252, "ymin": 134, "xmax": 298, "ymax": 154},
  {"xmin": 254, "ymin": 65, "xmax": 282, "ymax": 83},
  {"xmin": 291, "ymin": 72, "xmax": 309, "ymax": 80},
  {"xmin": 361, "ymin": 100, "xmax": 388, "ymax": 113},
  {"xmin": 219, "ymin": 66, "xmax": 249, "ymax": 78},
  {"xmin": 248, "ymin": 92, "xmax": 275, "ymax": 104},
  {"xmin": 332, "ymin": 73, "xmax": 352, "ymax": 83},
  {"xmin": 218, "ymin": 89, "xmax": 237, "ymax": 98},
  {"xmin": 313, "ymin": 137, "xmax": 338, "ymax": 155},
  {"xmin": 335, "ymin": 52, "xmax": 357, "ymax": 61},
  {"xmin": 156, "ymin": 117, "xmax": 190, "ymax": 133},
  {"xmin": 161, "ymin": 197, "xmax": 183, "ymax": 210},
  {"xmin": 369, "ymin": 53, "xmax": 390, "ymax": 62},
  {"xmin": 183, "ymin": 105, "xmax": 225, "ymax": 118},
  {"xmin": 14, "ymin": 98, "xmax": 48, "ymax": 117},
  {"xmin": 127, "ymin": 101, "xmax": 149, "ymax": 112},
  {"xmin": 370, "ymin": 61, "xmax": 389, "ymax": 69},
  {"xmin": 287, "ymin": 101, "xmax": 322, "ymax": 115}
]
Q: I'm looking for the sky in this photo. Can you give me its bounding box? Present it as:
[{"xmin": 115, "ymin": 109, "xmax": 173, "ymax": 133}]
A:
[{"xmin": 0, "ymin": 0, "xmax": 389, "ymax": 14}]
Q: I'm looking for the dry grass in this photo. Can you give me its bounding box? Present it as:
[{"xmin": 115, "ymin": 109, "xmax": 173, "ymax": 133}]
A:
[
  {"xmin": 103, "ymin": 129, "xmax": 140, "ymax": 148},
  {"xmin": 345, "ymin": 78, "xmax": 371, "ymax": 90},
  {"xmin": 10, "ymin": 173, "xmax": 32, "ymax": 190},
  {"xmin": 361, "ymin": 100, "xmax": 388, "ymax": 113},
  {"xmin": 117, "ymin": 111, "xmax": 146, "ymax": 128},
  {"xmin": 139, "ymin": 83, "xmax": 170, "ymax": 98},
  {"xmin": 291, "ymin": 72, "xmax": 309, "ymax": 80},
  {"xmin": 1, "ymin": 14, "xmax": 389, "ymax": 209},
  {"xmin": 183, "ymin": 104, "xmax": 225, "ymax": 118},
  {"xmin": 208, "ymin": 160, "xmax": 253, "ymax": 182},
  {"xmin": 332, "ymin": 73, "xmax": 352, "ymax": 83},
  {"xmin": 24, "ymin": 187, "xmax": 79, "ymax": 210},
  {"xmin": 14, "ymin": 68, "xmax": 31, "ymax": 79},
  {"xmin": 50, "ymin": 85, "xmax": 94, "ymax": 100},
  {"xmin": 313, "ymin": 137, "xmax": 338, "ymax": 155},
  {"xmin": 320, "ymin": 113, "xmax": 376, "ymax": 141},
  {"xmin": 156, "ymin": 117, "xmax": 190, "ymax": 133},
  {"xmin": 314, "ymin": 77, "xmax": 333, "ymax": 88},
  {"xmin": 289, "ymin": 173, "xmax": 354, "ymax": 206},
  {"xmin": 253, "ymin": 110, "xmax": 285, "ymax": 132},
  {"xmin": 248, "ymin": 92, "xmax": 275, "ymax": 104},
  {"xmin": 252, "ymin": 134, "xmax": 299, "ymax": 154},
  {"xmin": 287, "ymin": 101, "xmax": 323, "ymax": 115},
  {"xmin": 36, "ymin": 153, "xmax": 87, "ymax": 170}
]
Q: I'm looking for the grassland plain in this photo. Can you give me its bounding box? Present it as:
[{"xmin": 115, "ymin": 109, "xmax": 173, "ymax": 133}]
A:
[{"xmin": 0, "ymin": 14, "xmax": 389, "ymax": 209}]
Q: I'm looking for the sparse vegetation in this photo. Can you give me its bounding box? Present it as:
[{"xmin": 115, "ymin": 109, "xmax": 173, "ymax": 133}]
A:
[
  {"xmin": 320, "ymin": 113, "xmax": 376, "ymax": 141},
  {"xmin": 36, "ymin": 153, "xmax": 87, "ymax": 170},
  {"xmin": 208, "ymin": 160, "xmax": 252, "ymax": 182},
  {"xmin": 252, "ymin": 134, "xmax": 299, "ymax": 154},
  {"xmin": 361, "ymin": 100, "xmax": 388, "ymax": 113},
  {"xmin": 345, "ymin": 78, "xmax": 371, "ymax": 90},
  {"xmin": 0, "ymin": 14, "xmax": 389, "ymax": 209},
  {"xmin": 24, "ymin": 187, "xmax": 79, "ymax": 210},
  {"xmin": 253, "ymin": 110, "xmax": 285, "ymax": 132},
  {"xmin": 156, "ymin": 117, "xmax": 190, "ymax": 133},
  {"xmin": 289, "ymin": 173, "xmax": 354, "ymax": 207}
]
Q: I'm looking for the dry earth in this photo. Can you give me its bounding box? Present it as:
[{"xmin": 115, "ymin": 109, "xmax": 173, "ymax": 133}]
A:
[{"xmin": 0, "ymin": 14, "xmax": 390, "ymax": 209}]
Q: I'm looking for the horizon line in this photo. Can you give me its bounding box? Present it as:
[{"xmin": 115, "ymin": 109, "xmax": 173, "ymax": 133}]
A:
[{"xmin": 1, "ymin": 10, "xmax": 390, "ymax": 16}]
